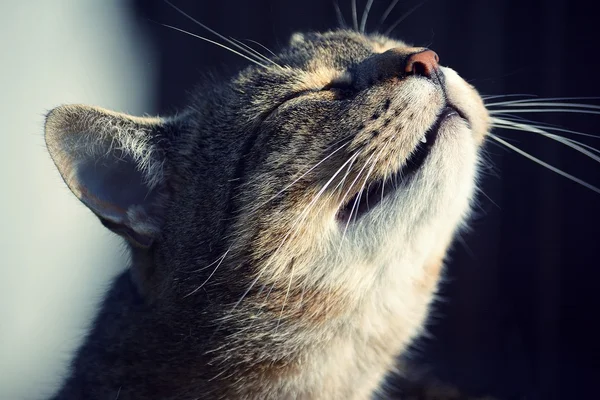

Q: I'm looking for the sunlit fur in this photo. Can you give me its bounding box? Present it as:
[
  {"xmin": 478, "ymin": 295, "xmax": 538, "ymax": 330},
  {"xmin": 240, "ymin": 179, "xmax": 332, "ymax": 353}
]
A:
[{"xmin": 45, "ymin": 29, "xmax": 491, "ymax": 399}]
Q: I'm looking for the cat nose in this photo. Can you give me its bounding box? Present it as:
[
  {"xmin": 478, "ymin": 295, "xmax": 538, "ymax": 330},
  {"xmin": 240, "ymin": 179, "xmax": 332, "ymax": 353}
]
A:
[
  {"xmin": 404, "ymin": 49, "xmax": 440, "ymax": 78},
  {"xmin": 355, "ymin": 47, "xmax": 441, "ymax": 87}
]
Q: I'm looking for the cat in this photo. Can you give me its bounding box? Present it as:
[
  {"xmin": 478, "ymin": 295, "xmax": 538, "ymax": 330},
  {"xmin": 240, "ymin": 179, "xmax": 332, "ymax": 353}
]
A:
[{"xmin": 44, "ymin": 16, "xmax": 497, "ymax": 400}]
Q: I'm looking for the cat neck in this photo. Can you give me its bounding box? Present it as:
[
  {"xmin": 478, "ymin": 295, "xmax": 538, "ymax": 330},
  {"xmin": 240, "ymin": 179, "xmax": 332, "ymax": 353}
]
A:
[{"xmin": 53, "ymin": 220, "xmax": 453, "ymax": 400}]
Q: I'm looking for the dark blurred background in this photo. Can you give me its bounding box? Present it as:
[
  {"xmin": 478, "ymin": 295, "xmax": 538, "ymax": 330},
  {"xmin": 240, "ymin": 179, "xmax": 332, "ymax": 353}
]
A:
[{"xmin": 129, "ymin": 1, "xmax": 599, "ymax": 398}]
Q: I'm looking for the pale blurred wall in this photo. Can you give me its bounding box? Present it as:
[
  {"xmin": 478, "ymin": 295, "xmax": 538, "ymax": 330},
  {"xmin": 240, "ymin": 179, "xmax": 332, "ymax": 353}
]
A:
[{"xmin": 0, "ymin": 1, "xmax": 156, "ymax": 398}]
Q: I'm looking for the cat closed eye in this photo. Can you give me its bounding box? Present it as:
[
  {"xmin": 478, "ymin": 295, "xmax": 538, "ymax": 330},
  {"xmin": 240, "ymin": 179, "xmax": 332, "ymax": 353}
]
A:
[{"xmin": 321, "ymin": 78, "xmax": 355, "ymax": 96}]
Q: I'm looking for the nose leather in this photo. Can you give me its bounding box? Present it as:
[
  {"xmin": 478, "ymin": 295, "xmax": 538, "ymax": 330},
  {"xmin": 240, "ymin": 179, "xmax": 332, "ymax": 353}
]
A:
[
  {"xmin": 404, "ymin": 49, "xmax": 440, "ymax": 78},
  {"xmin": 353, "ymin": 47, "xmax": 442, "ymax": 88}
]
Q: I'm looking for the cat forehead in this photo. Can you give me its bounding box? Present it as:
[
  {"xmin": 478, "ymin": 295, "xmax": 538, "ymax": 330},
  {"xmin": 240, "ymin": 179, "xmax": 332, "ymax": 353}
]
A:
[
  {"xmin": 290, "ymin": 30, "xmax": 406, "ymax": 50},
  {"xmin": 285, "ymin": 30, "xmax": 407, "ymax": 64},
  {"xmin": 281, "ymin": 30, "xmax": 409, "ymax": 89}
]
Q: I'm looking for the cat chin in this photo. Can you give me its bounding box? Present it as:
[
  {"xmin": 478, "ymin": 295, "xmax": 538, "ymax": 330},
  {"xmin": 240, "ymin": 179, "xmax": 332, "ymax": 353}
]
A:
[
  {"xmin": 341, "ymin": 117, "xmax": 479, "ymax": 256},
  {"xmin": 301, "ymin": 119, "xmax": 479, "ymax": 352}
]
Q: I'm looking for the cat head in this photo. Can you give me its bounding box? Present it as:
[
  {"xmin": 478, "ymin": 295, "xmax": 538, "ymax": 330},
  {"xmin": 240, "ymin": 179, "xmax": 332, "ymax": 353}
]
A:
[{"xmin": 45, "ymin": 30, "xmax": 490, "ymax": 313}]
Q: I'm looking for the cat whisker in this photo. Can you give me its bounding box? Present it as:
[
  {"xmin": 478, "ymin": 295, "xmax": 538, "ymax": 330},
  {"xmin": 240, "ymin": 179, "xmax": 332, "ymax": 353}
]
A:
[
  {"xmin": 490, "ymin": 102, "xmax": 600, "ymax": 111},
  {"xmin": 221, "ymin": 272, "xmax": 263, "ymax": 325},
  {"xmin": 253, "ymin": 140, "xmax": 352, "ymax": 212},
  {"xmin": 277, "ymin": 265, "xmax": 296, "ymax": 330},
  {"xmin": 492, "ymin": 118, "xmax": 600, "ymax": 162},
  {"xmin": 491, "ymin": 117, "xmax": 600, "ymax": 164},
  {"xmin": 321, "ymin": 149, "xmax": 366, "ymax": 307},
  {"xmin": 207, "ymin": 362, "xmax": 236, "ymax": 382},
  {"xmin": 360, "ymin": 0, "xmax": 374, "ymax": 33},
  {"xmin": 183, "ymin": 248, "xmax": 231, "ymax": 298},
  {"xmin": 254, "ymin": 278, "xmax": 277, "ymax": 319},
  {"xmin": 493, "ymin": 116, "xmax": 600, "ymax": 139},
  {"xmin": 475, "ymin": 184, "xmax": 500, "ymax": 210},
  {"xmin": 244, "ymin": 39, "xmax": 279, "ymax": 58},
  {"xmin": 159, "ymin": 23, "xmax": 268, "ymax": 69},
  {"xmin": 352, "ymin": 147, "xmax": 386, "ymax": 224},
  {"xmin": 378, "ymin": 0, "xmax": 401, "ymax": 31},
  {"xmin": 332, "ymin": 150, "xmax": 361, "ymax": 212},
  {"xmin": 230, "ymin": 37, "xmax": 283, "ymax": 68},
  {"xmin": 488, "ymin": 133, "xmax": 600, "ymax": 194},
  {"xmin": 253, "ymin": 167, "xmax": 356, "ymax": 318},
  {"xmin": 351, "ymin": 0, "xmax": 359, "ymax": 31},
  {"xmin": 325, "ymin": 151, "xmax": 359, "ymax": 206},
  {"xmin": 558, "ymin": 137, "xmax": 600, "ymax": 155},
  {"xmin": 489, "ymin": 112, "xmax": 558, "ymax": 128},
  {"xmin": 224, "ymin": 152, "xmax": 361, "ymax": 333},
  {"xmin": 164, "ymin": 0, "xmax": 281, "ymax": 69},
  {"xmin": 233, "ymin": 135, "xmax": 346, "ymax": 207},
  {"xmin": 282, "ymin": 152, "xmax": 363, "ymax": 254},
  {"xmin": 334, "ymin": 0, "xmax": 348, "ymax": 29},
  {"xmin": 336, "ymin": 150, "xmax": 378, "ymax": 261},
  {"xmin": 380, "ymin": 170, "xmax": 386, "ymax": 205},
  {"xmin": 485, "ymin": 97, "xmax": 600, "ymax": 116},
  {"xmin": 544, "ymin": 134, "xmax": 600, "ymax": 158},
  {"xmin": 274, "ymin": 153, "xmax": 363, "ymax": 328},
  {"xmin": 489, "ymin": 113, "xmax": 600, "ymax": 144},
  {"xmin": 182, "ymin": 251, "xmax": 231, "ymax": 274},
  {"xmin": 481, "ymin": 93, "xmax": 537, "ymax": 101},
  {"xmin": 490, "ymin": 108, "xmax": 600, "ymax": 117},
  {"xmin": 485, "ymin": 96, "xmax": 600, "ymax": 107},
  {"xmin": 384, "ymin": 0, "xmax": 429, "ymax": 36}
]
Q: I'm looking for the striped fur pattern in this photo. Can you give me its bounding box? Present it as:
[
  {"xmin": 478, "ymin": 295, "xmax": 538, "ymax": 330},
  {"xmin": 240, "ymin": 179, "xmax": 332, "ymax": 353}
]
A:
[{"xmin": 45, "ymin": 29, "xmax": 490, "ymax": 399}]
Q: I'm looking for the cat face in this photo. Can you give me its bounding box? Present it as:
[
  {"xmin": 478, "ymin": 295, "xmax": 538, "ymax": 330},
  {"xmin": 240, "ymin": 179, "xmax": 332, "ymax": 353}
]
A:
[
  {"xmin": 222, "ymin": 30, "xmax": 490, "ymax": 296},
  {"xmin": 45, "ymin": 29, "xmax": 490, "ymax": 312}
]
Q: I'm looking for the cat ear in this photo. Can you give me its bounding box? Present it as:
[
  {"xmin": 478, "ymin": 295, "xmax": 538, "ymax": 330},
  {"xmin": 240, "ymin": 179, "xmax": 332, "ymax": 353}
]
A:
[{"xmin": 45, "ymin": 105, "xmax": 172, "ymax": 248}]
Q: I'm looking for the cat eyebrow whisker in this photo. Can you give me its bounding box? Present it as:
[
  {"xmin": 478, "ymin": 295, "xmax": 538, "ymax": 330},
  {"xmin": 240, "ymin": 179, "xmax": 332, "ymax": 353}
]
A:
[
  {"xmin": 164, "ymin": 0, "xmax": 278, "ymax": 69},
  {"xmin": 384, "ymin": 0, "xmax": 429, "ymax": 36},
  {"xmin": 360, "ymin": 0, "xmax": 374, "ymax": 34},
  {"xmin": 351, "ymin": 0, "xmax": 359, "ymax": 31},
  {"xmin": 488, "ymin": 132, "xmax": 600, "ymax": 194},
  {"xmin": 333, "ymin": 0, "xmax": 348, "ymax": 29},
  {"xmin": 244, "ymin": 39, "xmax": 279, "ymax": 59},
  {"xmin": 230, "ymin": 37, "xmax": 283, "ymax": 69},
  {"xmin": 378, "ymin": 0, "xmax": 401, "ymax": 31},
  {"xmin": 159, "ymin": 23, "xmax": 268, "ymax": 69}
]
